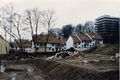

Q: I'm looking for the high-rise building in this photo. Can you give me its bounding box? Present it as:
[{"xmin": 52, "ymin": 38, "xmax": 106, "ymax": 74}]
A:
[{"xmin": 95, "ymin": 15, "xmax": 119, "ymax": 43}]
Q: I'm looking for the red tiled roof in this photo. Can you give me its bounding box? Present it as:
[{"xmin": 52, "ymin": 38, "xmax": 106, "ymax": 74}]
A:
[
  {"xmin": 87, "ymin": 32, "xmax": 103, "ymax": 40},
  {"xmin": 78, "ymin": 33, "xmax": 91, "ymax": 41},
  {"xmin": 32, "ymin": 32, "xmax": 103, "ymax": 46},
  {"xmin": 33, "ymin": 35, "xmax": 61, "ymax": 44},
  {"xmin": 13, "ymin": 41, "xmax": 32, "ymax": 48},
  {"xmin": 59, "ymin": 38, "xmax": 67, "ymax": 46},
  {"xmin": 72, "ymin": 35, "xmax": 80, "ymax": 44},
  {"xmin": 73, "ymin": 32, "xmax": 103, "ymax": 42}
]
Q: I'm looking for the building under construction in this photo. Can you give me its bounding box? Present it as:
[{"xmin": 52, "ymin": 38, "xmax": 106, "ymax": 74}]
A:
[{"xmin": 95, "ymin": 15, "xmax": 119, "ymax": 43}]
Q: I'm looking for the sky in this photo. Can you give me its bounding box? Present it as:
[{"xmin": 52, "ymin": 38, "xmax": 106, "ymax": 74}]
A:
[{"xmin": 0, "ymin": 0, "xmax": 120, "ymax": 39}]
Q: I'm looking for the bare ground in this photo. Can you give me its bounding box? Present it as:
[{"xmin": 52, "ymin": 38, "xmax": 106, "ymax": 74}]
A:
[{"xmin": 0, "ymin": 53, "xmax": 119, "ymax": 80}]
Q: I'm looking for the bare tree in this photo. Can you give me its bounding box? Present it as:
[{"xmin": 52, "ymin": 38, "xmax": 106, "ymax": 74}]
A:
[
  {"xmin": 0, "ymin": 4, "xmax": 25, "ymax": 52},
  {"xmin": 0, "ymin": 4, "xmax": 15, "ymax": 53},
  {"xmin": 11, "ymin": 13, "xmax": 24, "ymax": 51},
  {"xmin": 41, "ymin": 10, "xmax": 56, "ymax": 52},
  {"xmin": 0, "ymin": 4, "xmax": 15, "ymax": 42},
  {"xmin": 0, "ymin": 7, "xmax": 8, "ymax": 53},
  {"xmin": 84, "ymin": 21, "xmax": 95, "ymax": 33},
  {"xmin": 24, "ymin": 8, "xmax": 42, "ymax": 53}
]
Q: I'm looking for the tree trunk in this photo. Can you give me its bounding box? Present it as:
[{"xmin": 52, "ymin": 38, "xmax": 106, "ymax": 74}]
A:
[{"xmin": 44, "ymin": 34, "xmax": 49, "ymax": 53}]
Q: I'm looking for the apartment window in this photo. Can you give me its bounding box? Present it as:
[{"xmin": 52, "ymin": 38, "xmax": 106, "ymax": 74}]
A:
[{"xmin": 49, "ymin": 48, "xmax": 51, "ymax": 50}]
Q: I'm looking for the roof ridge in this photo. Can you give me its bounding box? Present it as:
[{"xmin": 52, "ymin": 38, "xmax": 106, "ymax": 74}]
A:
[
  {"xmin": 85, "ymin": 33, "xmax": 93, "ymax": 41},
  {"xmin": 75, "ymin": 34, "xmax": 82, "ymax": 42}
]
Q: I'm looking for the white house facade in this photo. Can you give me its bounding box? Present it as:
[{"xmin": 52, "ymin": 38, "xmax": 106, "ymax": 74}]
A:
[
  {"xmin": 33, "ymin": 35, "xmax": 64, "ymax": 52},
  {"xmin": 12, "ymin": 41, "xmax": 33, "ymax": 53},
  {"xmin": 66, "ymin": 32, "xmax": 103, "ymax": 51},
  {"xmin": 66, "ymin": 36, "xmax": 74, "ymax": 50}
]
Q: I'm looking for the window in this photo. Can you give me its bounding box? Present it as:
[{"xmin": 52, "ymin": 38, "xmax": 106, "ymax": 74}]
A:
[
  {"xmin": 89, "ymin": 41, "xmax": 91, "ymax": 43},
  {"xmin": 58, "ymin": 43, "xmax": 60, "ymax": 46},
  {"xmin": 82, "ymin": 45, "xmax": 84, "ymax": 47},
  {"xmin": 40, "ymin": 43, "xmax": 43, "ymax": 46},
  {"xmin": 84, "ymin": 44, "xmax": 87, "ymax": 48},
  {"xmin": 52, "ymin": 48, "xmax": 54, "ymax": 51},
  {"xmin": 52, "ymin": 43, "xmax": 54, "ymax": 46},
  {"xmin": 86, "ymin": 43, "xmax": 89, "ymax": 46},
  {"xmin": 49, "ymin": 48, "xmax": 51, "ymax": 50}
]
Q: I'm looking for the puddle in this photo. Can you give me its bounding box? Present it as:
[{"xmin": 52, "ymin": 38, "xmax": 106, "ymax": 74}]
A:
[
  {"xmin": 5, "ymin": 68, "xmax": 26, "ymax": 72},
  {"xmin": 27, "ymin": 68, "xmax": 33, "ymax": 73},
  {"xmin": 0, "ymin": 64, "xmax": 6, "ymax": 72}
]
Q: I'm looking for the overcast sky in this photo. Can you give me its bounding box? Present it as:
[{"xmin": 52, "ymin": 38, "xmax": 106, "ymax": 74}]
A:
[
  {"xmin": 0, "ymin": 0, "xmax": 120, "ymax": 39},
  {"xmin": 0, "ymin": 0, "xmax": 120, "ymax": 26}
]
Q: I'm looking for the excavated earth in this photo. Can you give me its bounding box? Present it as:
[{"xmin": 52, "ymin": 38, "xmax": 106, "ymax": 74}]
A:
[{"xmin": 0, "ymin": 58, "xmax": 119, "ymax": 80}]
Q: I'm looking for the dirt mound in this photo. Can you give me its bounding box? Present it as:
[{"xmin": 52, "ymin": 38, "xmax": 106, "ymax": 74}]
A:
[
  {"xmin": 1, "ymin": 59, "xmax": 119, "ymax": 80},
  {"xmin": 32, "ymin": 59, "xmax": 119, "ymax": 80}
]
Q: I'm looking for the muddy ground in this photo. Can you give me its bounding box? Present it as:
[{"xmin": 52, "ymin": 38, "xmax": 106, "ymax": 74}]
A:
[{"xmin": 0, "ymin": 53, "xmax": 119, "ymax": 80}]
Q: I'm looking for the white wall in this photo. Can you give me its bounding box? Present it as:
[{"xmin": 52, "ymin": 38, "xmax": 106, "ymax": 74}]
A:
[
  {"xmin": 66, "ymin": 36, "xmax": 74, "ymax": 49},
  {"xmin": 74, "ymin": 40, "xmax": 103, "ymax": 51}
]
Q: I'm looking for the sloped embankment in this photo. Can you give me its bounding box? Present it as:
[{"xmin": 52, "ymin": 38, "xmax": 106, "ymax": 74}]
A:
[
  {"xmin": 33, "ymin": 59, "xmax": 119, "ymax": 80},
  {"xmin": 84, "ymin": 44, "xmax": 119, "ymax": 55}
]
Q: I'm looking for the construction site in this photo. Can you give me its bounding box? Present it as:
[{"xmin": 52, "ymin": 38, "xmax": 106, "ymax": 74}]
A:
[{"xmin": 0, "ymin": 44, "xmax": 119, "ymax": 80}]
